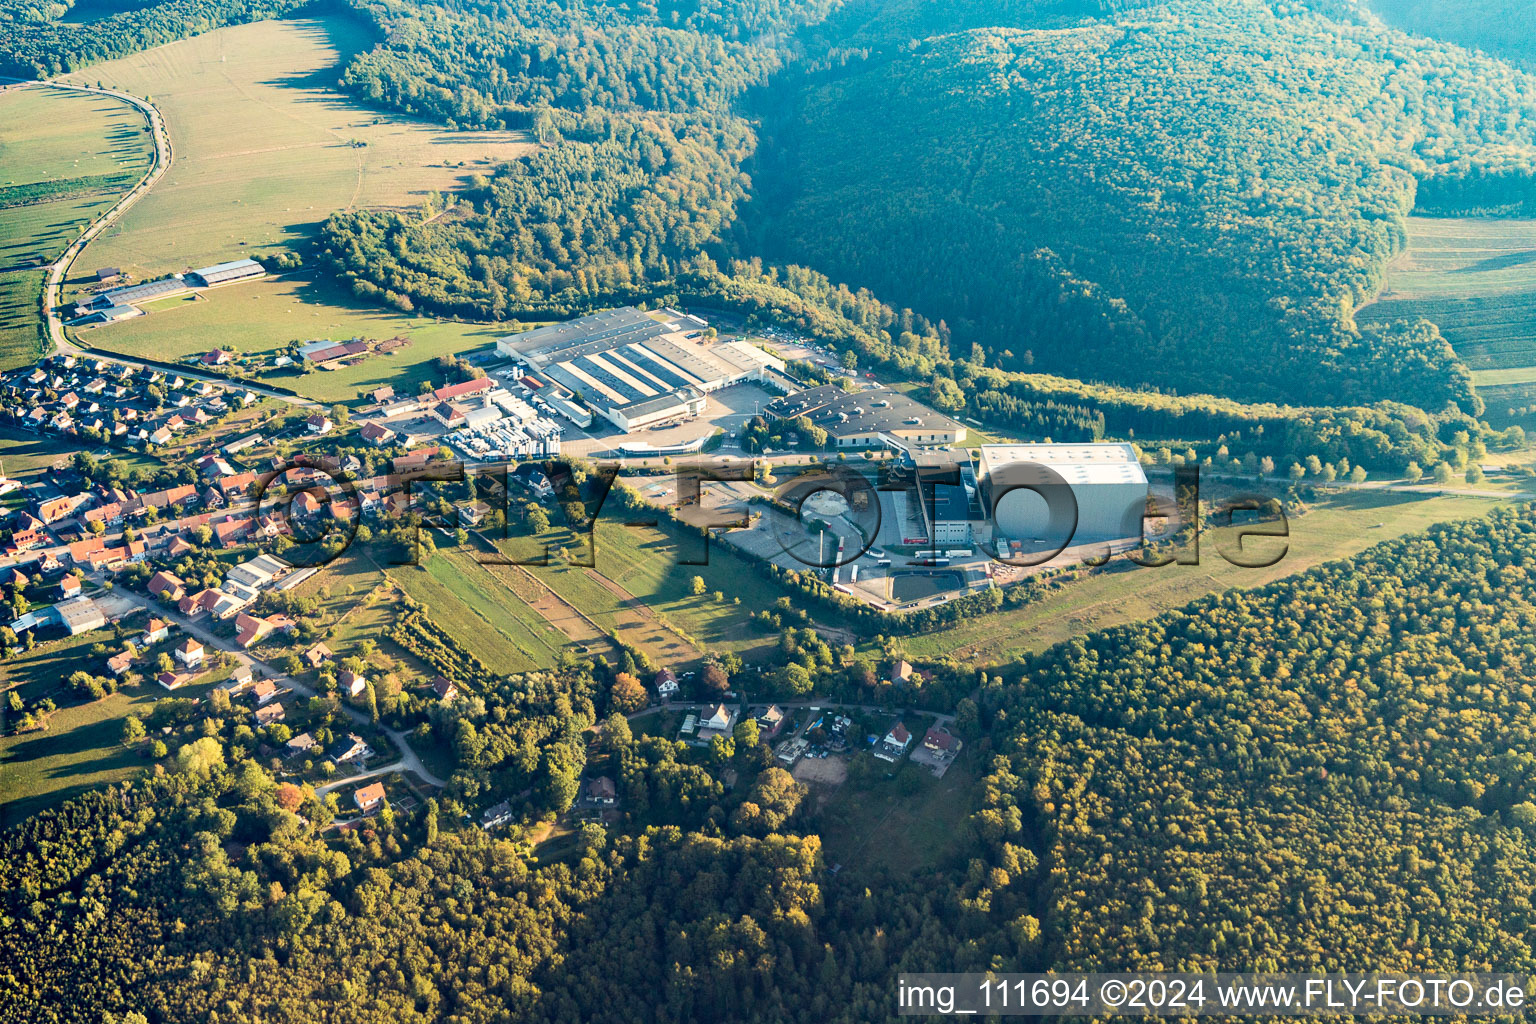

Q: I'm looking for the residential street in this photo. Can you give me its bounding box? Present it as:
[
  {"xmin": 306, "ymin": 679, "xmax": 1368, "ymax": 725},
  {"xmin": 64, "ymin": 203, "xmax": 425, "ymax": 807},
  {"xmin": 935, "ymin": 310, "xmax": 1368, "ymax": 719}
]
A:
[{"xmin": 116, "ymin": 590, "xmax": 446, "ymax": 787}]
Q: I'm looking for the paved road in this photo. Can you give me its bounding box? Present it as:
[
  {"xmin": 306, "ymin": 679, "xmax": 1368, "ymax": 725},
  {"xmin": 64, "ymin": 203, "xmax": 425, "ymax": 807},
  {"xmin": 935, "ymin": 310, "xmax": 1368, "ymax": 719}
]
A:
[
  {"xmin": 116, "ymin": 589, "xmax": 446, "ymax": 787},
  {"xmin": 0, "ymin": 77, "xmax": 317, "ymax": 408}
]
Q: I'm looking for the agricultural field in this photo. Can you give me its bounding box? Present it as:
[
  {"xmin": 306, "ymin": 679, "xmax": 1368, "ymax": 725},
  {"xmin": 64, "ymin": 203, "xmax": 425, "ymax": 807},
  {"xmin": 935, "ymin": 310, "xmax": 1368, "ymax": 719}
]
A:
[
  {"xmin": 57, "ymin": 15, "xmax": 533, "ymax": 402},
  {"xmin": 1359, "ymin": 217, "xmax": 1536, "ymax": 413},
  {"xmin": 0, "ymin": 84, "xmax": 153, "ymax": 368},
  {"xmin": 389, "ymin": 545, "xmax": 575, "ymax": 675},
  {"xmin": 77, "ymin": 273, "xmax": 510, "ymax": 403},
  {"xmin": 387, "ymin": 518, "xmax": 790, "ymax": 673},
  {"xmin": 899, "ymin": 489, "xmax": 1507, "ymax": 665},
  {"xmin": 61, "ymin": 16, "xmax": 533, "ymax": 279}
]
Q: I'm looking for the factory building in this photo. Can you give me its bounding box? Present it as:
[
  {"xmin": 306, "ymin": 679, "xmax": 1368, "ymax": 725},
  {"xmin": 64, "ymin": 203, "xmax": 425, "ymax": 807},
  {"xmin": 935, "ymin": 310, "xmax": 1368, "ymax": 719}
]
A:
[
  {"xmin": 919, "ymin": 459, "xmax": 984, "ymax": 546},
  {"xmin": 497, "ymin": 306, "xmax": 783, "ymax": 432},
  {"xmin": 765, "ymin": 384, "xmax": 967, "ymax": 449},
  {"xmin": 977, "ymin": 443, "xmax": 1148, "ymax": 546}
]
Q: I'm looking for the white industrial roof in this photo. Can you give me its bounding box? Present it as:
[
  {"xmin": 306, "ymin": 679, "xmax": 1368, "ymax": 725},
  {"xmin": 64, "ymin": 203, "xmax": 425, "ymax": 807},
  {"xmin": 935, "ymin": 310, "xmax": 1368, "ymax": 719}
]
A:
[{"xmin": 977, "ymin": 443, "xmax": 1147, "ymax": 486}]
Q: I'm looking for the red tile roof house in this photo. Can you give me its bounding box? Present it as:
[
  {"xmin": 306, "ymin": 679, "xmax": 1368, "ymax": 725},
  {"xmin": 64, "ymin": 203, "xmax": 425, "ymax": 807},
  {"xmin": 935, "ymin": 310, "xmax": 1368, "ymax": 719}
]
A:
[
  {"xmin": 432, "ymin": 377, "xmax": 494, "ymax": 403},
  {"xmin": 360, "ymin": 422, "xmax": 396, "ymax": 446},
  {"xmin": 147, "ymin": 570, "xmax": 186, "ymax": 601},
  {"xmin": 174, "ymin": 638, "xmax": 205, "ymax": 669},
  {"xmin": 234, "ymin": 612, "xmax": 275, "ymax": 649},
  {"xmin": 354, "ymin": 782, "xmax": 386, "ymax": 814},
  {"xmin": 922, "ymin": 725, "xmax": 961, "ymax": 755},
  {"xmin": 214, "ymin": 517, "xmax": 254, "ymax": 547},
  {"xmin": 432, "ymin": 675, "xmax": 460, "ymax": 702}
]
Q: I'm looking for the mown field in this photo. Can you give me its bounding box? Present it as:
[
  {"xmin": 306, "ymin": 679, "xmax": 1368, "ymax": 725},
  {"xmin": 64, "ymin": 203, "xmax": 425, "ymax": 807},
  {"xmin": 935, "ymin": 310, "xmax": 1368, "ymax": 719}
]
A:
[
  {"xmin": 389, "ymin": 544, "xmax": 574, "ymax": 676},
  {"xmin": 62, "ymin": 16, "xmax": 533, "ymax": 280},
  {"xmin": 0, "ymin": 85, "xmax": 153, "ymax": 368},
  {"xmin": 1359, "ymin": 217, "xmax": 1536, "ymax": 377},
  {"xmin": 0, "ymin": 628, "xmax": 229, "ymax": 825},
  {"xmin": 899, "ymin": 489, "xmax": 1507, "ymax": 665},
  {"xmin": 77, "ymin": 273, "xmax": 511, "ymax": 403}
]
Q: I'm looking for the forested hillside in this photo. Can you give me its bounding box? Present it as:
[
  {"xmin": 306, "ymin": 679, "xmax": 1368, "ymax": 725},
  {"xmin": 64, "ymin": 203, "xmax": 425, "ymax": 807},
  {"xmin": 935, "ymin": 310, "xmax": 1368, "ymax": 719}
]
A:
[
  {"xmin": 1364, "ymin": 0, "xmax": 1536, "ymax": 70},
  {"xmin": 0, "ymin": 0, "xmax": 309, "ymax": 76},
  {"xmin": 755, "ymin": 1, "xmax": 1536, "ymax": 408},
  {"xmin": 974, "ymin": 504, "xmax": 1536, "ymax": 971}
]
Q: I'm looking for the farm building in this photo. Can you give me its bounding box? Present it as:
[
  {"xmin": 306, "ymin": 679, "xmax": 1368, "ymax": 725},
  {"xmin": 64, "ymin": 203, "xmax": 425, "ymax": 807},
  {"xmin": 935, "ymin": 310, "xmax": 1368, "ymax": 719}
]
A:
[
  {"xmin": 977, "ymin": 443, "xmax": 1148, "ymax": 547},
  {"xmin": 70, "ymin": 304, "xmax": 143, "ymax": 326},
  {"xmin": 187, "ymin": 258, "xmax": 266, "ymax": 288}
]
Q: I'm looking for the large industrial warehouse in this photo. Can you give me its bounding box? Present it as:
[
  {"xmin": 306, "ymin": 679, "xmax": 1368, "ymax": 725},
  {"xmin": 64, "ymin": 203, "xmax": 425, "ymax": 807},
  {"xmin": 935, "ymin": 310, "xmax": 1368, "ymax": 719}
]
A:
[
  {"xmin": 496, "ymin": 306, "xmax": 785, "ymax": 431},
  {"xmin": 977, "ymin": 442, "xmax": 1148, "ymax": 546},
  {"xmin": 765, "ymin": 384, "xmax": 967, "ymax": 448}
]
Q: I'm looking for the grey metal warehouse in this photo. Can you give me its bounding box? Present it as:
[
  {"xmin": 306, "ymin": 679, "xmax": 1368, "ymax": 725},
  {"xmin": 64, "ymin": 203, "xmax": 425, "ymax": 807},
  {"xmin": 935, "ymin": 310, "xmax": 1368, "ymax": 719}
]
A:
[{"xmin": 977, "ymin": 443, "xmax": 1148, "ymax": 546}]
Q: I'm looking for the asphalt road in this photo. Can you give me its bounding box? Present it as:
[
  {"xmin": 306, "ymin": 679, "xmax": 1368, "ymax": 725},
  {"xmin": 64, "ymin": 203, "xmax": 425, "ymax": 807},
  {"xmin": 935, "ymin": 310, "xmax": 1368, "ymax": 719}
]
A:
[
  {"xmin": 1, "ymin": 77, "xmax": 318, "ymax": 408},
  {"xmin": 117, "ymin": 589, "xmax": 446, "ymax": 787}
]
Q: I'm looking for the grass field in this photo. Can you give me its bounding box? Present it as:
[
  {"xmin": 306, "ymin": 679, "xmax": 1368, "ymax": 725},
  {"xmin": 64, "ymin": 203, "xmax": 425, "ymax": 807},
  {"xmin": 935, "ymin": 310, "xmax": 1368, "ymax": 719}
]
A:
[
  {"xmin": 0, "ymin": 425, "xmax": 69, "ymax": 480},
  {"xmin": 77, "ymin": 273, "xmax": 510, "ymax": 402},
  {"xmin": 283, "ymin": 550, "xmax": 432, "ymax": 679},
  {"xmin": 0, "ymin": 629, "xmax": 148, "ymax": 825},
  {"xmin": 900, "ymin": 489, "xmax": 1507, "ymax": 665},
  {"xmin": 390, "ymin": 545, "xmax": 574, "ymax": 674},
  {"xmin": 810, "ymin": 757, "xmax": 976, "ymax": 874},
  {"xmin": 0, "ymin": 85, "xmax": 153, "ymax": 368},
  {"xmin": 61, "ymin": 17, "xmax": 533, "ymax": 280},
  {"xmin": 1359, "ymin": 217, "xmax": 1536, "ymax": 387},
  {"xmin": 56, "ymin": 15, "xmax": 533, "ymax": 404}
]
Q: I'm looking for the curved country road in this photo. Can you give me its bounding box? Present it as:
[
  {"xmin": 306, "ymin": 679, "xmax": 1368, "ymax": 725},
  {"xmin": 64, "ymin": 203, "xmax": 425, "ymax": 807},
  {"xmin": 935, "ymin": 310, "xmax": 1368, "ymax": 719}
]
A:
[{"xmin": 0, "ymin": 76, "xmax": 317, "ymax": 407}]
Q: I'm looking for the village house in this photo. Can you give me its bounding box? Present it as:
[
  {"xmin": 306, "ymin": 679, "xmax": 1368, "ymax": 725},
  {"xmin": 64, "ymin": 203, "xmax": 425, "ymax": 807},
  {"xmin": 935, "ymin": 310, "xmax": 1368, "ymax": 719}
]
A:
[
  {"xmin": 333, "ymin": 733, "xmax": 371, "ymax": 764},
  {"xmin": 107, "ymin": 650, "xmax": 133, "ymax": 676},
  {"xmin": 252, "ymin": 679, "xmax": 280, "ymax": 704},
  {"xmin": 354, "ymin": 782, "xmax": 386, "ymax": 814},
  {"xmin": 340, "ymin": 669, "xmax": 367, "ymax": 697},
  {"xmin": 147, "ymin": 571, "xmax": 185, "ymax": 601},
  {"xmin": 141, "ymin": 617, "xmax": 171, "ymax": 645},
  {"xmin": 696, "ymin": 703, "xmax": 737, "ymax": 742},
  {"xmin": 432, "ymin": 675, "xmax": 460, "ymax": 703},
  {"xmin": 234, "ymin": 612, "xmax": 274, "ymax": 649},
  {"xmin": 285, "ymin": 732, "xmax": 317, "ymax": 758},
  {"xmin": 174, "ymin": 638, "xmax": 205, "ymax": 669},
  {"xmin": 585, "ymin": 776, "xmax": 618, "ymax": 805},
  {"xmin": 480, "ymin": 800, "xmax": 514, "ymax": 830},
  {"xmin": 655, "ymin": 668, "xmax": 680, "ymax": 702},
  {"xmin": 757, "ymin": 705, "xmax": 787, "ymax": 741},
  {"xmin": 360, "ymin": 422, "xmax": 396, "ymax": 446},
  {"xmin": 875, "ymin": 722, "xmax": 913, "ymax": 762},
  {"xmin": 922, "ymin": 725, "xmax": 961, "ymax": 757},
  {"xmin": 304, "ymin": 643, "xmax": 333, "ymax": 669},
  {"xmin": 254, "ymin": 702, "xmax": 285, "ymax": 726}
]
